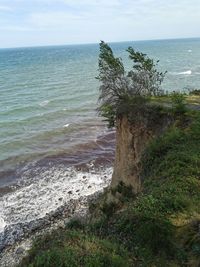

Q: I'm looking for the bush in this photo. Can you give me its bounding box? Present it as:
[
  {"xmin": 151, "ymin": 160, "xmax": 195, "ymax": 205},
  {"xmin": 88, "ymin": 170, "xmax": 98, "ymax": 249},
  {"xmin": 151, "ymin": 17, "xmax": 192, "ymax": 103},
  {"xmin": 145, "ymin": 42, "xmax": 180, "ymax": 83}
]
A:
[
  {"xmin": 189, "ymin": 89, "xmax": 200, "ymax": 95},
  {"xmin": 170, "ymin": 91, "xmax": 187, "ymax": 115}
]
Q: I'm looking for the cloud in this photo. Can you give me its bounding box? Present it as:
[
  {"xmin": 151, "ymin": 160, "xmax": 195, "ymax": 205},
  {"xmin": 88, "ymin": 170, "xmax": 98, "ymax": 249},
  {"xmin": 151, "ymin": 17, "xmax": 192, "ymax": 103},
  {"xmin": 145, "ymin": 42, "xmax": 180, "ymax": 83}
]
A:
[
  {"xmin": 0, "ymin": 25, "xmax": 31, "ymax": 31},
  {"xmin": 0, "ymin": 0, "xmax": 200, "ymax": 48},
  {"xmin": 0, "ymin": 5, "xmax": 12, "ymax": 11},
  {"xmin": 29, "ymin": 12, "xmax": 85, "ymax": 28},
  {"xmin": 37, "ymin": 0, "xmax": 121, "ymax": 7}
]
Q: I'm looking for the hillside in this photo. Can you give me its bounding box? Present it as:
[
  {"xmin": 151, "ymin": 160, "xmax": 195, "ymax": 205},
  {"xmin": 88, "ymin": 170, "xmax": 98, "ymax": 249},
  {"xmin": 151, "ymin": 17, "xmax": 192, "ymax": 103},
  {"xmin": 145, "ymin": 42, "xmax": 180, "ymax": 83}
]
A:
[{"xmin": 18, "ymin": 94, "xmax": 200, "ymax": 267}]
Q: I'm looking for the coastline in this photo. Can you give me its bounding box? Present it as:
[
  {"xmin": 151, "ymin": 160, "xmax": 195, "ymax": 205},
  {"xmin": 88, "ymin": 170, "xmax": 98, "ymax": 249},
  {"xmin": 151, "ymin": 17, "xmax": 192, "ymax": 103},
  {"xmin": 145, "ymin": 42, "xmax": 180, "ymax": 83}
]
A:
[
  {"xmin": 0, "ymin": 172, "xmax": 112, "ymax": 267},
  {"xmin": 0, "ymin": 130, "xmax": 115, "ymax": 227},
  {"xmin": 0, "ymin": 130, "xmax": 115, "ymax": 266}
]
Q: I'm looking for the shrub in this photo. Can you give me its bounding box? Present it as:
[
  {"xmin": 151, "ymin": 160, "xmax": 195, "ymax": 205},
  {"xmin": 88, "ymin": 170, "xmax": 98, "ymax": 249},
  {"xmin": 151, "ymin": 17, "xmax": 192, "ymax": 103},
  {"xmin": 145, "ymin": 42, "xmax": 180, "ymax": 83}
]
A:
[
  {"xmin": 189, "ymin": 89, "xmax": 200, "ymax": 95},
  {"xmin": 170, "ymin": 91, "xmax": 187, "ymax": 115}
]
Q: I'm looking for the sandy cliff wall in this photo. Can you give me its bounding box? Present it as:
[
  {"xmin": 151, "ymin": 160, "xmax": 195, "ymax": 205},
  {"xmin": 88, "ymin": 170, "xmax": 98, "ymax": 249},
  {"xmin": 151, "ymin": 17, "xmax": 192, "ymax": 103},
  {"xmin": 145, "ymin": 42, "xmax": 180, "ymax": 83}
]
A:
[{"xmin": 111, "ymin": 113, "xmax": 172, "ymax": 193}]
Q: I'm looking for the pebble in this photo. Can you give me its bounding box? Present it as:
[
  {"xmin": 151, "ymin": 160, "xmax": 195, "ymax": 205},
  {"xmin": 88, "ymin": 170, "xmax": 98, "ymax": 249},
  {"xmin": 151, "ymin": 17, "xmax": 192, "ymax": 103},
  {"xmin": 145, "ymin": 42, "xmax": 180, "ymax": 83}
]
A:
[
  {"xmin": 0, "ymin": 184, "xmax": 110, "ymax": 267},
  {"xmin": 15, "ymin": 247, "xmax": 25, "ymax": 255}
]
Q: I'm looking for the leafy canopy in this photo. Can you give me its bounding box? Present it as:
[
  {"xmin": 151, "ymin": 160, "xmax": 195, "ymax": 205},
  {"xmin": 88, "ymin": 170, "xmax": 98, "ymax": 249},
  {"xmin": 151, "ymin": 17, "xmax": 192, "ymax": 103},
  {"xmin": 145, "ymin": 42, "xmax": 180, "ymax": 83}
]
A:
[{"xmin": 97, "ymin": 41, "xmax": 166, "ymax": 127}]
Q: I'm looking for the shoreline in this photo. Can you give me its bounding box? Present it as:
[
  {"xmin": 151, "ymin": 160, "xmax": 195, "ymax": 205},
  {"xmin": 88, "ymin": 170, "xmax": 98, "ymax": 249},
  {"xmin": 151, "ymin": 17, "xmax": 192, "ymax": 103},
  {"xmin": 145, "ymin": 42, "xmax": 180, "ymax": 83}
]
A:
[
  {"xmin": 0, "ymin": 181, "xmax": 111, "ymax": 267},
  {"xmin": 0, "ymin": 129, "xmax": 115, "ymax": 266}
]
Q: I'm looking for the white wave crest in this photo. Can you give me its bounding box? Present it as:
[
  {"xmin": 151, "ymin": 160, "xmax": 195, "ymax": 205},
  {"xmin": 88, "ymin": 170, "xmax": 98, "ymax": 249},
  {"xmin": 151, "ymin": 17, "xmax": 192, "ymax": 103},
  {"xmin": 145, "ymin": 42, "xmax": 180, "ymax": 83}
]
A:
[
  {"xmin": 170, "ymin": 70, "xmax": 192, "ymax": 76},
  {"xmin": 178, "ymin": 70, "xmax": 192, "ymax": 75},
  {"xmin": 39, "ymin": 100, "xmax": 50, "ymax": 107}
]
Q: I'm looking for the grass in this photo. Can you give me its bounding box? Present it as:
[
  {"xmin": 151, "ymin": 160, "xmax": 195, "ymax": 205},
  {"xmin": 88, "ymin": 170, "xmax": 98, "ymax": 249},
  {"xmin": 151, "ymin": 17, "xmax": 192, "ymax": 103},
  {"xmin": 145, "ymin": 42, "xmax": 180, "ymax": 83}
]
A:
[
  {"xmin": 19, "ymin": 229, "xmax": 134, "ymax": 267},
  {"xmin": 151, "ymin": 93, "xmax": 200, "ymax": 107},
  {"xmin": 19, "ymin": 100, "xmax": 200, "ymax": 267}
]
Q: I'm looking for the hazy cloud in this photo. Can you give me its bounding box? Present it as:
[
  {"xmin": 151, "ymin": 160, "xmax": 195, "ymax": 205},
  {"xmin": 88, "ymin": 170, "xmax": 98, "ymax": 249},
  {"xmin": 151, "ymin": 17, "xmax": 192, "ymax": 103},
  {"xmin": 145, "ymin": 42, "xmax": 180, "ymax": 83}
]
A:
[
  {"xmin": 0, "ymin": 5, "xmax": 12, "ymax": 11},
  {"xmin": 0, "ymin": 0, "xmax": 199, "ymax": 48}
]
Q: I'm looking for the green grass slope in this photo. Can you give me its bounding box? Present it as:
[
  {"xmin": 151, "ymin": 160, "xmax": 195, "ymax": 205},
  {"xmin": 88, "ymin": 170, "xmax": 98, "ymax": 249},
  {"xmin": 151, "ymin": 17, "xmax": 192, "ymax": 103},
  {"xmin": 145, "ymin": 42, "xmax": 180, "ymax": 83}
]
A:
[{"xmin": 19, "ymin": 104, "xmax": 200, "ymax": 267}]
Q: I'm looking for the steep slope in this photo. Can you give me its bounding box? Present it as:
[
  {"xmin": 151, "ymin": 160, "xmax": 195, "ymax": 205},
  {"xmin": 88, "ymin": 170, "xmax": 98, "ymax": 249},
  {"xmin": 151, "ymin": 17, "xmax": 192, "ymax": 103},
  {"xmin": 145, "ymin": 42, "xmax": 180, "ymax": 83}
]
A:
[{"xmin": 19, "ymin": 99, "xmax": 200, "ymax": 267}]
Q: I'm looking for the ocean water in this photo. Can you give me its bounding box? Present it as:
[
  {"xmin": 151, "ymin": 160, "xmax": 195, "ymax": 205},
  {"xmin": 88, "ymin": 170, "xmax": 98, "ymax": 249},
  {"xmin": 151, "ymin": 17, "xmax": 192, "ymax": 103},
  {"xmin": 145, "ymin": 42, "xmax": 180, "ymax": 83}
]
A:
[{"xmin": 0, "ymin": 38, "xmax": 200, "ymax": 235}]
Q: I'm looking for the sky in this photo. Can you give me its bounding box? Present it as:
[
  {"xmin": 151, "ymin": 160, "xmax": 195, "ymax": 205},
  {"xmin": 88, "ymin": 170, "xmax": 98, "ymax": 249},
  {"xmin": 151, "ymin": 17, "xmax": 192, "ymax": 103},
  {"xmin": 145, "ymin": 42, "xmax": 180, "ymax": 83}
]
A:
[{"xmin": 0, "ymin": 0, "xmax": 199, "ymax": 48}]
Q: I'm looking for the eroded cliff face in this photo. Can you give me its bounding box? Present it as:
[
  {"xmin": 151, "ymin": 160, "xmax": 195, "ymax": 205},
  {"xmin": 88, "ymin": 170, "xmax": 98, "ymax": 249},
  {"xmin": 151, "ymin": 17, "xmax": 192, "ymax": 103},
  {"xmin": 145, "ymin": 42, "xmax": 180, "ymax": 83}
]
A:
[{"xmin": 111, "ymin": 113, "xmax": 172, "ymax": 193}]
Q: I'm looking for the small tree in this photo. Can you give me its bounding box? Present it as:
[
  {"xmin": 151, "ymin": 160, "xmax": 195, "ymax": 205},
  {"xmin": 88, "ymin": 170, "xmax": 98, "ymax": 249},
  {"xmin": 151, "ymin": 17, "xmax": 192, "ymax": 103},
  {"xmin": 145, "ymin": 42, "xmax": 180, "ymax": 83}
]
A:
[{"xmin": 97, "ymin": 41, "xmax": 166, "ymax": 127}]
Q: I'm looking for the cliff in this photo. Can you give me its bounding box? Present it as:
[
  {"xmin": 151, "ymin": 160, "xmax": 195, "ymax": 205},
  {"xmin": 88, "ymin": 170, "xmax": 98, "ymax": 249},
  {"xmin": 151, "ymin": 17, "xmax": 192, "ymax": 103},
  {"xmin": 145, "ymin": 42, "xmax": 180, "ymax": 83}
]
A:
[
  {"xmin": 18, "ymin": 95, "xmax": 200, "ymax": 267},
  {"xmin": 112, "ymin": 108, "xmax": 172, "ymax": 193}
]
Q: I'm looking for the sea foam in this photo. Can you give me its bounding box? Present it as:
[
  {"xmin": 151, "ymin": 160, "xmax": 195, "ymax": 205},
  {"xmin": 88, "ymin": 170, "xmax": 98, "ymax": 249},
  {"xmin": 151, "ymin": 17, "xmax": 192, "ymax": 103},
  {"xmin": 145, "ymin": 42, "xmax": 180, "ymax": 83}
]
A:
[
  {"xmin": 0, "ymin": 218, "xmax": 6, "ymax": 233},
  {"xmin": 0, "ymin": 164, "xmax": 112, "ymax": 234},
  {"xmin": 178, "ymin": 70, "xmax": 192, "ymax": 75},
  {"xmin": 170, "ymin": 70, "xmax": 192, "ymax": 76}
]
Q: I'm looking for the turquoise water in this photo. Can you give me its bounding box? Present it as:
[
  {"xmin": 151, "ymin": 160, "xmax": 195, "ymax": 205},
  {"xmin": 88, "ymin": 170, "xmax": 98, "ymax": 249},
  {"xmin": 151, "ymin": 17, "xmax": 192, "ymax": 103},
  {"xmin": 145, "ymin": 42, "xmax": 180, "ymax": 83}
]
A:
[{"xmin": 0, "ymin": 38, "xmax": 200, "ymax": 176}]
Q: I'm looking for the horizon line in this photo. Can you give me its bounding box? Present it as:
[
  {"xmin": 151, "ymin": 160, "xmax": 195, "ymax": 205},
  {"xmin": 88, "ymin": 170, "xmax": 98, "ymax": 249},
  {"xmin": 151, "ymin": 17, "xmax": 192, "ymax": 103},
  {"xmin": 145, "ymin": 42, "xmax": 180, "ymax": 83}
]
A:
[{"xmin": 0, "ymin": 36, "xmax": 200, "ymax": 50}]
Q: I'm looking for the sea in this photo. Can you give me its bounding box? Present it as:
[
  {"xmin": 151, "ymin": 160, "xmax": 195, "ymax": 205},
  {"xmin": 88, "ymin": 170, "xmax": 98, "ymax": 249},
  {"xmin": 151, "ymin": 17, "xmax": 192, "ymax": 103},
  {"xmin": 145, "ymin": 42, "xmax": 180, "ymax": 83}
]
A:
[{"xmin": 0, "ymin": 38, "xmax": 200, "ymax": 235}]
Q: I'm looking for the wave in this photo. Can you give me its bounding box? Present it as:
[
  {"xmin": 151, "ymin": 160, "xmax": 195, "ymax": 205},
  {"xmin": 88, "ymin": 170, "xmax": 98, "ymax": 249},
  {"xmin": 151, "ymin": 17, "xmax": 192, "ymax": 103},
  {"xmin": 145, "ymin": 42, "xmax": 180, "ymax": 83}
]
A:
[
  {"xmin": 170, "ymin": 70, "xmax": 192, "ymax": 76},
  {"xmin": 178, "ymin": 70, "xmax": 192, "ymax": 75},
  {"xmin": 0, "ymin": 165, "xmax": 113, "ymax": 234},
  {"xmin": 39, "ymin": 100, "xmax": 50, "ymax": 107}
]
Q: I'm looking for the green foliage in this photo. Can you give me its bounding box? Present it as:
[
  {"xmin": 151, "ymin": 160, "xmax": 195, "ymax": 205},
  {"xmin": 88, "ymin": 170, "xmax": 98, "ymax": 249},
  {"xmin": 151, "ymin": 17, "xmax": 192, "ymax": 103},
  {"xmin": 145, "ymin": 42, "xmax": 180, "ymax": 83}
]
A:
[
  {"xmin": 134, "ymin": 216, "xmax": 175, "ymax": 255},
  {"xmin": 98, "ymin": 41, "xmax": 124, "ymax": 77},
  {"xmin": 170, "ymin": 91, "xmax": 187, "ymax": 115},
  {"xmin": 111, "ymin": 181, "xmax": 135, "ymax": 201},
  {"xmin": 19, "ymin": 111, "xmax": 200, "ymax": 266},
  {"xmin": 189, "ymin": 89, "xmax": 200, "ymax": 95},
  {"xmin": 182, "ymin": 220, "xmax": 200, "ymax": 252},
  {"xmin": 66, "ymin": 218, "xmax": 84, "ymax": 230},
  {"xmin": 99, "ymin": 104, "xmax": 116, "ymax": 128},
  {"xmin": 179, "ymin": 219, "xmax": 200, "ymax": 266},
  {"xmin": 88, "ymin": 111, "xmax": 200, "ymax": 265},
  {"xmin": 97, "ymin": 41, "xmax": 166, "ymax": 127},
  {"xmin": 127, "ymin": 47, "xmax": 156, "ymax": 72},
  {"xmin": 19, "ymin": 230, "xmax": 132, "ymax": 267},
  {"xmin": 100, "ymin": 201, "xmax": 118, "ymax": 218}
]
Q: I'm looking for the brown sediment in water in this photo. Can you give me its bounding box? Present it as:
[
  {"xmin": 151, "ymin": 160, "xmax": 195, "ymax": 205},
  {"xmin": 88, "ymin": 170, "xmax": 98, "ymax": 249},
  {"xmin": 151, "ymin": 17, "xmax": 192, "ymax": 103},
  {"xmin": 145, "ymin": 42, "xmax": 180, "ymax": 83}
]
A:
[
  {"xmin": 0, "ymin": 130, "xmax": 116, "ymax": 194},
  {"xmin": 37, "ymin": 130, "xmax": 115, "ymax": 169}
]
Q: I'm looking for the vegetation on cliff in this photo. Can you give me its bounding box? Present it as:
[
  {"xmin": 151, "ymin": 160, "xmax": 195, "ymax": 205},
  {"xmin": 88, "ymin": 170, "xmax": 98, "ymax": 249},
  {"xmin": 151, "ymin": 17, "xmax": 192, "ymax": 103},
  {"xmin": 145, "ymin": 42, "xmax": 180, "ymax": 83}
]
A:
[
  {"xmin": 97, "ymin": 41, "xmax": 166, "ymax": 127},
  {"xmin": 18, "ymin": 43, "xmax": 200, "ymax": 267}
]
